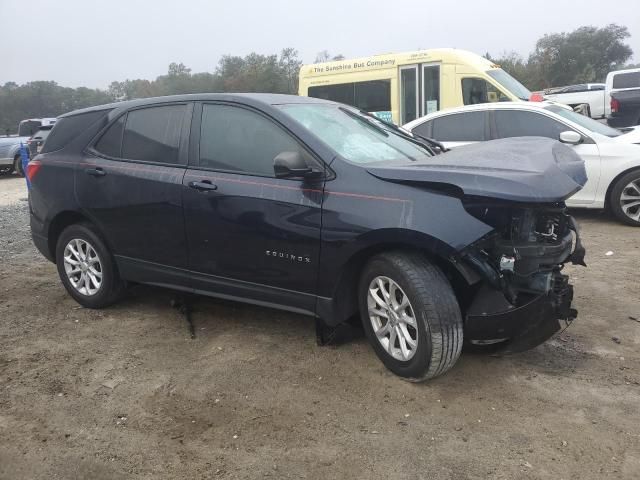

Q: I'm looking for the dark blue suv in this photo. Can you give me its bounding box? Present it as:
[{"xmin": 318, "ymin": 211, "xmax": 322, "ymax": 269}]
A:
[{"xmin": 28, "ymin": 94, "xmax": 586, "ymax": 381}]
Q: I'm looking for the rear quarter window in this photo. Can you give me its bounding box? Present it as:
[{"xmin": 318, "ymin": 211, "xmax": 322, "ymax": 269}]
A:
[
  {"xmin": 41, "ymin": 109, "xmax": 111, "ymax": 153},
  {"xmin": 612, "ymin": 72, "xmax": 640, "ymax": 89}
]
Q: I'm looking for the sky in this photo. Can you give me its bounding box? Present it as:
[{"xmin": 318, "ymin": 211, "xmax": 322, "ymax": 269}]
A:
[{"xmin": 1, "ymin": 0, "xmax": 639, "ymax": 89}]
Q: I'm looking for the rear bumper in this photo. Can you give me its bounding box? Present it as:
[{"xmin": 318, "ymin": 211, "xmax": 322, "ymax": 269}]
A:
[
  {"xmin": 465, "ymin": 272, "xmax": 576, "ymax": 353},
  {"xmin": 607, "ymin": 113, "xmax": 638, "ymax": 128},
  {"xmin": 30, "ymin": 209, "xmax": 54, "ymax": 262}
]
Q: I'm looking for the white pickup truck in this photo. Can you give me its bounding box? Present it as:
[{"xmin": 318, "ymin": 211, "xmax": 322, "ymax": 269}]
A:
[{"xmin": 542, "ymin": 83, "xmax": 607, "ymax": 119}]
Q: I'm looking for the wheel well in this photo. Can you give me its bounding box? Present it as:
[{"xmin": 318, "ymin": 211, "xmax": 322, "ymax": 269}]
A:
[
  {"xmin": 47, "ymin": 211, "xmax": 92, "ymax": 258},
  {"xmin": 326, "ymin": 243, "xmax": 471, "ymax": 325},
  {"xmin": 604, "ymin": 166, "xmax": 640, "ymax": 209}
]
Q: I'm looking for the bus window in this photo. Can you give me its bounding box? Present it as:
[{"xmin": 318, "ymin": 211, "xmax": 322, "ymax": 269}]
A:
[
  {"xmin": 423, "ymin": 65, "xmax": 440, "ymax": 114},
  {"xmin": 462, "ymin": 78, "xmax": 509, "ymax": 105},
  {"xmin": 400, "ymin": 67, "xmax": 418, "ymax": 124},
  {"xmin": 308, "ymin": 80, "xmax": 391, "ymax": 119}
]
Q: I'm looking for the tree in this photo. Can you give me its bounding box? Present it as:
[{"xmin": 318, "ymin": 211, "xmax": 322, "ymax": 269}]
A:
[
  {"xmin": 314, "ymin": 50, "xmax": 345, "ymax": 63},
  {"xmin": 485, "ymin": 51, "xmax": 533, "ymax": 86},
  {"xmin": 279, "ymin": 48, "xmax": 302, "ymax": 93},
  {"xmin": 528, "ymin": 24, "xmax": 632, "ymax": 88}
]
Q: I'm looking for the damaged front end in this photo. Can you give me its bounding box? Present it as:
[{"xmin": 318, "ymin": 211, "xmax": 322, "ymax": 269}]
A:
[{"xmin": 454, "ymin": 200, "xmax": 586, "ymax": 352}]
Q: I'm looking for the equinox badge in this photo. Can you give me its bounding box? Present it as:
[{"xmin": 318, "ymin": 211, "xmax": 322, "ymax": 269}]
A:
[{"xmin": 265, "ymin": 250, "xmax": 311, "ymax": 263}]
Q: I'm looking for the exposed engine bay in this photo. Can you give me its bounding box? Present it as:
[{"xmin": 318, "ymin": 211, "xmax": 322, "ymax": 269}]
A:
[{"xmin": 456, "ymin": 200, "xmax": 586, "ymax": 351}]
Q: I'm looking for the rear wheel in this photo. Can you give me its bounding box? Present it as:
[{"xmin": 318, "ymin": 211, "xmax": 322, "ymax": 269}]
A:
[
  {"xmin": 13, "ymin": 154, "xmax": 24, "ymax": 176},
  {"xmin": 609, "ymin": 170, "xmax": 640, "ymax": 226},
  {"xmin": 55, "ymin": 223, "xmax": 125, "ymax": 308},
  {"xmin": 358, "ymin": 252, "xmax": 463, "ymax": 381}
]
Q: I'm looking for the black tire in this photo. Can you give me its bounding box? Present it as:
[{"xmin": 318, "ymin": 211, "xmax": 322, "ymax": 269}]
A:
[
  {"xmin": 358, "ymin": 252, "xmax": 463, "ymax": 381},
  {"xmin": 55, "ymin": 223, "xmax": 125, "ymax": 308},
  {"xmin": 609, "ymin": 170, "xmax": 640, "ymax": 226},
  {"xmin": 14, "ymin": 154, "xmax": 24, "ymax": 176}
]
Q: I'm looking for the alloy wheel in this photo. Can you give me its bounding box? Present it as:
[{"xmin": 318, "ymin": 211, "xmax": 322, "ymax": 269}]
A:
[
  {"xmin": 620, "ymin": 179, "xmax": 640, "ymax": 223},
  {"xmin": 367, "ymin": 276, "xmax": 418, "ymax": 361},
  {"xmin": 63, "ymin": 238, "xmax": 103, "ymax": 296}
]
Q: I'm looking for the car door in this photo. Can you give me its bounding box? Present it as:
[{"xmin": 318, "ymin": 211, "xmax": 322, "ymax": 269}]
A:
[
  {"xmin": 491, "ymin": 109, "xmax": 601, "ymax": 204},
  {"xmin": 182, "ymin": 102, "xmax": 324, "ymax": 314},
  {"xmin": 77, "ymin": 103, "xmax": 192, "ymax": 283},
  {"xmin": 411, "ymin": 111, "xmax": 488, "ymax": 149}
]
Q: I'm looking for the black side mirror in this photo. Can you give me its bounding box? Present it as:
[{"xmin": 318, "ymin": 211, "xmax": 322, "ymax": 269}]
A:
[{"xmin": 273, "ymin": 151, "xmax": 314, "ymax": 178}]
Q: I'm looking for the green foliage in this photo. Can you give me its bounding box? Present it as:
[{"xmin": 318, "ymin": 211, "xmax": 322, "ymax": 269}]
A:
[
  {"xmin": 0, "ymin": 81, "xmax": 112, "ymax": 135},
  {"xmin": 1, "ymin": 48, "xmax": 302, "ymax": 134},
  {"xmin": 487, "ymin": 24, "xmax": 633, "ymax": 91}
]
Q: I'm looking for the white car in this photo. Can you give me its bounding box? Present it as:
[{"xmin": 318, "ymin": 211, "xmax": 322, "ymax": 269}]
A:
[
  {"xmin": 542, "ymin": 83, "xmax": 606, "ymax": 119},
  {"xmin": 403, "ymin": 102, "xmax": 640, "ymax": 226}
]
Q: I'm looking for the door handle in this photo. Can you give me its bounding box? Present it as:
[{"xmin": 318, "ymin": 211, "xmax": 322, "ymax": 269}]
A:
[
  {"xmin": 85, "ymin": 167, "xmax": 106, "ymax": 177},
  {"xmin": 188, "ymin": 180, "xmax": 218, "ymax": 192}
]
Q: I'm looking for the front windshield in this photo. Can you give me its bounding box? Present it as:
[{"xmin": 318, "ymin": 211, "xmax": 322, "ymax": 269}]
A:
[
  {"xmin": 278, "ymin": 104, "xmax": 432, "ymax": 164},
  {"xmin": 545, "ymin": 105, "xmax": 622, "ymax": 137},
  {"xmin": 486, "ymin": 69, "xmax": 531, "ymax": 100}
]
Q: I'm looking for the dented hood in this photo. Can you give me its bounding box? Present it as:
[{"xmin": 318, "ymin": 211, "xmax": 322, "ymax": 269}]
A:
[{"xmin": 366, "ymin": 137, "xmax": 587, "ymax": 203}]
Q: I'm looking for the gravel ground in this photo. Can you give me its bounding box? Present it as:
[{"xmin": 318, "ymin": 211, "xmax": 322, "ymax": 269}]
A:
[{"xmin": 1, "ymin": 175, "xmax": 639, "ymax": 479}]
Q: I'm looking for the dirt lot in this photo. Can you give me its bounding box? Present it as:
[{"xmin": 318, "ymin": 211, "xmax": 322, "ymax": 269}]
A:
[{"xmin": 0, "ymin": 174, "xmax": 639, "ymax": 479}]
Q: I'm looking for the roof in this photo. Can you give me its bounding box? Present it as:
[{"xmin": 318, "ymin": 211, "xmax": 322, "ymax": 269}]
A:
[
  {"xmin": 300, "ymin": 48, "xmax": 496, "ymax": 78},
  {"xmin": 60, "ymin": 93, "xmax": 328, "ymax": 118}
]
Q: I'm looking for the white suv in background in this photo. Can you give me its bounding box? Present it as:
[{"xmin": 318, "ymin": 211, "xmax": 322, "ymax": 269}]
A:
[{"xmin": 404, "ymin": 102, "xmax": 640, "ymax": 226}]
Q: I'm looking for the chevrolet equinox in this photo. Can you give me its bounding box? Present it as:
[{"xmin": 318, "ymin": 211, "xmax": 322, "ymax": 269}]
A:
[{"xmin": 28, "ymin": 94, "xmax": 587, "ymax": 381}]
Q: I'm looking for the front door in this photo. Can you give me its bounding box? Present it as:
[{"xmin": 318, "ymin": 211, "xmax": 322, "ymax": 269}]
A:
[
  {"xmin": 182, "ymin": 102, "xmax": 324, "ymax": 314},
  {"xmin": 399, "ymin": 63, "xmax": 441, "ymax": 125}
]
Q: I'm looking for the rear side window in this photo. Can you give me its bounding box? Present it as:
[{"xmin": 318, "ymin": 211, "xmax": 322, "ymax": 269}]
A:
[
  {"xmin": 612, "ymin": 72, "xmax": 640, "ymax": 89},
  {"xmin": 494, "ymin": 111, "xmax": 565, "ymax": 140},
  {"xmin": 199, "ymin": 104, "xmax": 304, "ymax": 177},
  {"xmin": 94, "ymin": 116, "xmax": 125, "ymax": 158},
  {"xmin": 41, "ymin": 110, "xmax": 110, "ymax": 153},
  {"xmin": 121, "ymin": 105, "xmax": 186, "ymax": 164},
  {"xmin": 429, "ymin": 112, "xmax": 486, "ymax": 142}
]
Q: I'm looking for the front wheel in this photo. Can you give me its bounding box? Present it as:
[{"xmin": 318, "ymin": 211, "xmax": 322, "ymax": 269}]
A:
[
  {"xmin": 55, "ymin": 223, "xmax": 125, "ymax": 308},
  {"xmin": 359, "ymin": 252, "xmax": 463, "ymax": 381},
  {"xmin": 609, "ymin": 170, "xmax": 640, "ymax": 226}
]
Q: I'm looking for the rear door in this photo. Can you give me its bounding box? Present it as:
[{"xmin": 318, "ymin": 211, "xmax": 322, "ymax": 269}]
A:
[
  {"xmin": 182, "ymin": 102, "xmax": 323, "ymax": 314},
  {"xmin": 491, "ymin": 109, "xmax": 600, "ymax": 204},
  {"xmin": 78, "ymin": 103, "xmax": 192, "ymax": 282}
]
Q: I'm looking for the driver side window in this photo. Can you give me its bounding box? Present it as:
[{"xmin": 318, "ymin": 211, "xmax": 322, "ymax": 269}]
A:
[
  {"xmin": 199, "ymin": 104, "xmax": 307, "ymax": 177},
  {"xmin": 462, "ymin": 78, "xmax": 510, "ymax": 105}
]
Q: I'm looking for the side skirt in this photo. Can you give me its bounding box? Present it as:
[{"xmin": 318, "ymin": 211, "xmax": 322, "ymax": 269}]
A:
[{"xmin": 115, "ymin": 255, "xmax": 320, "ymax": 318}]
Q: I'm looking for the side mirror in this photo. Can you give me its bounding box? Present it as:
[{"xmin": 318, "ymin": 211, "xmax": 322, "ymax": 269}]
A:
[
  {"xmin": 273, "ymin": 151, "xmax": 313, "ymax": 178},
  {"xmin": 559, "ymin": 131, "xmax": 583, "ymax": 145}
]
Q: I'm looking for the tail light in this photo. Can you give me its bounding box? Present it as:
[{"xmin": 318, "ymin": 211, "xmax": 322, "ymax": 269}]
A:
[
  {"xmin": 529, "ymin": 92, "xmax": 544, "ymax": 102},
  {"xmin": 611, "ymin": 98, "xmax": 620, "ymax": 113},
  {"xmin": 26, "ymin": 160, "xmax": 42, "ymax": 182}
]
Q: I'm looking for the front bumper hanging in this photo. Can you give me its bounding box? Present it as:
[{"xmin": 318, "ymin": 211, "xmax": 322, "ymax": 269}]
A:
[{"xmin": 465, "ymin": 271, "xmax": 576, "ymax": 353}]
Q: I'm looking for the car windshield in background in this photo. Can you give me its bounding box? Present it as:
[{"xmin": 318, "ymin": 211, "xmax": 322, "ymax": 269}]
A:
[
  {"xmin": 545, "ymin": 105, "xmax": 622, "ymax": 137},
  {"xmin": 279, "ymin": 104, "xmax": 431, "ymax": 164},
  {"xmin": 486, "ymin": 69, "xmax": 531, "ymax": 100}
]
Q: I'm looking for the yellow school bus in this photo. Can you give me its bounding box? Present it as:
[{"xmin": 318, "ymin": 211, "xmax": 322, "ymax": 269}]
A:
[{"xmin": 298, "ymin": 48, "xmax": 532, "ymax": 125}]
